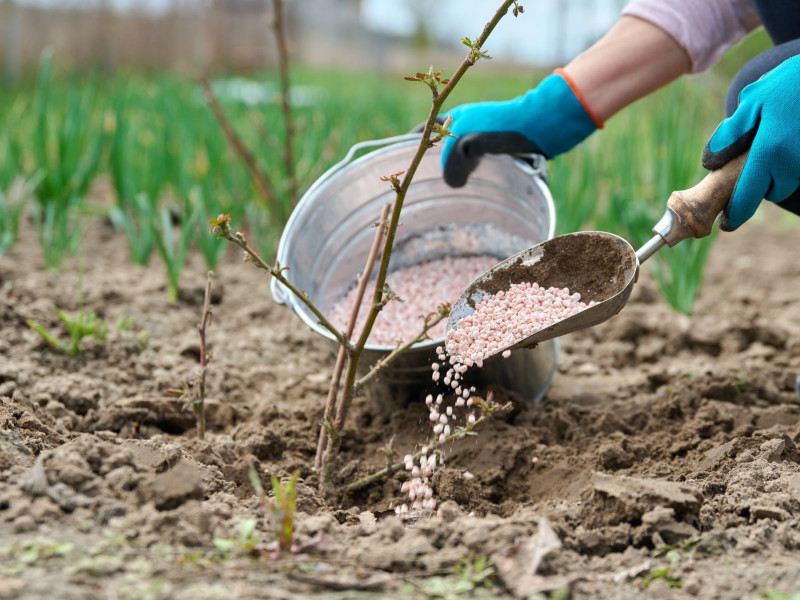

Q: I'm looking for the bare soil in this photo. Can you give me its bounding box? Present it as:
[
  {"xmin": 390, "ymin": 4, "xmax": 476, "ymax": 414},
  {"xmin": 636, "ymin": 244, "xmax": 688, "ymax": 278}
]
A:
[{"xmin": 1, "ymin": 203, "xmax": 799, "ymax": 599}]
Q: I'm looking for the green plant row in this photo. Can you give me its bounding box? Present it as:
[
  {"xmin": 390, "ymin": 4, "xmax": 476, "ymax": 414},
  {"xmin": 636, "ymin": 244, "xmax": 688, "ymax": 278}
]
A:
[
  {"xmin": 0, "ymin": 53, "xmax": 456, "ymax": 290},
  {"xmin": 1, "ymin": 50, "xmax": 729, "ymax": 312}
]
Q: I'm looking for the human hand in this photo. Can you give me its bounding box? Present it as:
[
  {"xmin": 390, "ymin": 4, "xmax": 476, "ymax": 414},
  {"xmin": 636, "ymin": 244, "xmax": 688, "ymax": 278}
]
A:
[
  {"xmin": 702, "ymin": 54, "xmax": 800, "ymax": 230},
  {"xmin": 440, "ymin": 69, "xmax": 602, "ymax": 187}
]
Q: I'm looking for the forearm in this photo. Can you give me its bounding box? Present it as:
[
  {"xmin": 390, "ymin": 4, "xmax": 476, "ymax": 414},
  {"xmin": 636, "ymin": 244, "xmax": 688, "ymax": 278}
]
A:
[{"xmin": 562, "ymin": 16, "xmax": 692, "ymax": 122}]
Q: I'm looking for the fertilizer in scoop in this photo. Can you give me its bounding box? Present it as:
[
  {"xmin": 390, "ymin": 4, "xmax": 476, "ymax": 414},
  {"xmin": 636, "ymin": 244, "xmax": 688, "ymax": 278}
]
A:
[{"xmin": 445, "ymin": 282, "xmax": 595, "ymax": 362}]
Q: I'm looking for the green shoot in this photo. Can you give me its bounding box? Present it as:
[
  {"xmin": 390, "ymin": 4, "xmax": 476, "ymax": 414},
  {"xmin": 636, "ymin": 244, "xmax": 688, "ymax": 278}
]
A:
[
  {"xmin": 0, "ymin": 173, "xmax": 41, "ymax": 255},
  {"xmin": 152, "ymin": 204, "xmax": 200, "ymax": 301},
  {"xmin": 26, "ymin": 270, "xmax": 108, "ymax": 356},
  {"xmin": 248, "ymin": 462, "xmax": 299, "ymax": 554},
  {"xmin": 27, "ymin": 309, "xmax": 108, "ymax": 357},
  {"xmin": 211, "ymin": 519, "xmax": 259, "ymax": 559},
  {"xmin": 109, "ymin": 193, "xmax": 158, "ymax": 266}
]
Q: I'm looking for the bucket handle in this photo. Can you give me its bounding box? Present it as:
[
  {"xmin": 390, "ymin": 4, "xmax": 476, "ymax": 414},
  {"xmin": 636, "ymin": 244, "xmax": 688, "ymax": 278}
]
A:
[{"xmin": 314, "ymin": 133, "xmax": 422, "ymax": 189}]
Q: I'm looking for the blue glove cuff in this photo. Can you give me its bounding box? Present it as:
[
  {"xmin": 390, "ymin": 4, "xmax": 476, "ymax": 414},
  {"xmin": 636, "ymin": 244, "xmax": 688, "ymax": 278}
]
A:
[{"xmin": 520, "ymin": 71, "xmax": 601, "ymax": 157}]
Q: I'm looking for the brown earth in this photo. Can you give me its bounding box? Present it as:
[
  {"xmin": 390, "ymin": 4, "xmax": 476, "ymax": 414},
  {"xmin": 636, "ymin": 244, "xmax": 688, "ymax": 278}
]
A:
[{"xmin": 1, "ymin": 201, "xmax": 799, "ymax": 599}]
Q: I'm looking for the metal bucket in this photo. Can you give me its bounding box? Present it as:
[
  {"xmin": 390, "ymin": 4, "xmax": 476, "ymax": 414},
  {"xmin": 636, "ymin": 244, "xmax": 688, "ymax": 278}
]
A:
[{"xmin": 271, "ymin": 133, "xmax": 559, "ymax": 408}]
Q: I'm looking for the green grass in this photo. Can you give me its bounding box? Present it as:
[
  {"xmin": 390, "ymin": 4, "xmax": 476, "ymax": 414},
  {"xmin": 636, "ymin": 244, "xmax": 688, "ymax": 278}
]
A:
[{"xmin": 0, "ymin": 53, "xmax": 741, "ymax": 312}]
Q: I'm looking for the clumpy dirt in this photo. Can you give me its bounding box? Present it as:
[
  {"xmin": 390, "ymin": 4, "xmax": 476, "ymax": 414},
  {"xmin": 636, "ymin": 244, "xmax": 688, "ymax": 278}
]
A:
[{"xmin": 1, "ymin": 201, "xmax": 799, "ymax": 599}]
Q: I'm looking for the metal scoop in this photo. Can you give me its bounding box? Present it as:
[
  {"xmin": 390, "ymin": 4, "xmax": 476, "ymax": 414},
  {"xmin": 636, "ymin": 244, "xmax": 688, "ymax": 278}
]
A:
[{"xmin": 446, "ymin": 153, "xmax": 747, "ymax": 359}]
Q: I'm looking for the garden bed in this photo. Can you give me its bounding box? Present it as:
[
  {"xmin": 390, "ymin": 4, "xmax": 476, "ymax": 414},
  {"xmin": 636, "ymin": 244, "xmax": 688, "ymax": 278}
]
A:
[{"xmin": 1, "ymin": 203, "xmax": 799, "ymax": 599}]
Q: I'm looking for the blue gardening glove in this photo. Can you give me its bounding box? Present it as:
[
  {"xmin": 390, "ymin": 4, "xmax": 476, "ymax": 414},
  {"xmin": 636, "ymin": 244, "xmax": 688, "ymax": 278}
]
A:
[
  {"xmin": 441, "ymin": 70, "xmax": 602, "ymax": 187},
  {"xmin": 702, "ymin": 54, "xmax": 800, "ymax": 230}
]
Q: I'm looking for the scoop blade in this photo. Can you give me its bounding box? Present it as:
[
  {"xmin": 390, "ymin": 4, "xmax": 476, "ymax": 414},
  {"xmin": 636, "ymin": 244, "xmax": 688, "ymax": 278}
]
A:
[{"xmin": 445, "ymin": 232, "xmax": 639, "ymax": 358}]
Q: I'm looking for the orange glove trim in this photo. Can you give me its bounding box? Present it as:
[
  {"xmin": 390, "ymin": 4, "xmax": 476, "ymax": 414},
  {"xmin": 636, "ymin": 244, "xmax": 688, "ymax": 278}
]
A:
[{"xmin": 554, "ymin": 67, "xmax": 604, "ymax": 130}]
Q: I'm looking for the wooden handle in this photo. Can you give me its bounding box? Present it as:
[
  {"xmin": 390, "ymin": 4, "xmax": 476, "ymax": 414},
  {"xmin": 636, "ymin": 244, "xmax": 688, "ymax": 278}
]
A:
[{"xmin": 666, "ymin": 152, "xmax": 747, "ymax": 240}]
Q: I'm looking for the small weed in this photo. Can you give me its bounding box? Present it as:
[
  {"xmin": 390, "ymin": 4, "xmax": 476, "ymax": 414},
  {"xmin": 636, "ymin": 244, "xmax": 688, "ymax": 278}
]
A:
[
  {"xmin": 115, "ymin": 314, "xmax": 136, "ymax": 332},
  {"xmin": 653, "ymin": 535, "xmax": 701, "ymax": 557},
  {"xmin": 643, "ymin": 535, "xmax": 701, "ymax": 590},
  {"xmin": 642, "ymin": 565, "xmax": 682, "ymax": 589},
  {"xmin": 211, "ymin": 518, "xmax": 260, "ymax": 559},
  {"xmin": 403, "ymin": 557, "xmax": 497, "ymax": 599},
  {"xmin": 26, "ymin": 267, "xmax": 110, "ymax": 356},
  {"xmin": 763, "ymin": 593, "xmax": 800, "ymax": 600},
  {"xmin": 117, "ymin": 578, "xmax": 171, "ymax": 600},
  {"xmin": 5, "ymin": 539, "xmax": 75, "ymax": 568},
  {"xmin": 27, "ymin": 307, "xmax": 108, "ymax": 356}
]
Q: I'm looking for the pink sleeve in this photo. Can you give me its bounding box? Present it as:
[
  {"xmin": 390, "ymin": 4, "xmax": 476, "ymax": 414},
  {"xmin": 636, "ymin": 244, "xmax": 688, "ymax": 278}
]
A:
[{"xmin": 622, "ymin": 0, "xmax": 762, "ymax": 73}]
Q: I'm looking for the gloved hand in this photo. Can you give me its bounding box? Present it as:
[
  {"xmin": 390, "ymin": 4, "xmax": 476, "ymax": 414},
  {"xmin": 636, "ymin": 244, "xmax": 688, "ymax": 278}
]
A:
[
  {"xmin": 441, "ymin": 69, "xmax": 603, "ymax": 187},
  {"xmin": 702, "ymin": 54, "xmax": 800, "ymax": 230}
]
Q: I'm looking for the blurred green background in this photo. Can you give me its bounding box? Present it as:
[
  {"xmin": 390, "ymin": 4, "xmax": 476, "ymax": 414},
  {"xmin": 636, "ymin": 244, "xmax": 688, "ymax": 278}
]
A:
[{"xmin": 0, "ymin": 0, "xmax": 778, "ymax": 312}]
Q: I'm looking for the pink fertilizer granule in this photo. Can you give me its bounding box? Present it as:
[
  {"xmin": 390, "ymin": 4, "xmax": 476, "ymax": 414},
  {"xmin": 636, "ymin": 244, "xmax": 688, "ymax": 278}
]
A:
[
  {"xmin": 328, "ymin": 255, "xmax": 498, "ymax": 347},
  {"xmin": 445, "ymin": 282, "xmax": 594, "ymax": 361}
]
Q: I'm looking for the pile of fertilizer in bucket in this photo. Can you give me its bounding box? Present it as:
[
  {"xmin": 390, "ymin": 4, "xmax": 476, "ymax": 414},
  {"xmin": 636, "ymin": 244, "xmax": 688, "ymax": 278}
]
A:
[{"xmin": 328, "ymin": 255, "xmax": 497, "ymax": 346}]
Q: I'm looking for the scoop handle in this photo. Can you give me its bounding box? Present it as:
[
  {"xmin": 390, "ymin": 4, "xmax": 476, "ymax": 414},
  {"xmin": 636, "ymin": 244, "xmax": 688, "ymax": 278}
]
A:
[{"xmin": 666, "ymin": 151, "xmax": 747, "ymax": 240}]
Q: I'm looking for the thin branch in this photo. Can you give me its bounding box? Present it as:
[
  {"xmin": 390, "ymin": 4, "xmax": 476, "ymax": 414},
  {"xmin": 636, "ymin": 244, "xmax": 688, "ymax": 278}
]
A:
[
  {"xmin": 323, "ymin": 0, "xmax": 519, "ymax": 475},
  {"xmin": 211, "ymin": 217, "xmax": 347, "ymax": 347},
  {"xmin": 347, "ymin": 400, "xmax": 513, "ymax": 492},
  {"xmin": 315, "ymin": 204, "xmax": 390, "ymax": 471},
  {"xmin": 195, "ymin": 270, "xmax": 214, "ymax": 440},
  {"xmin": 200, "ymin": 77, "xmax": 277, "ymax": 204},
  {"xmin": 271, "ymin": 0, "xmax": 297, "ymax": 203}
]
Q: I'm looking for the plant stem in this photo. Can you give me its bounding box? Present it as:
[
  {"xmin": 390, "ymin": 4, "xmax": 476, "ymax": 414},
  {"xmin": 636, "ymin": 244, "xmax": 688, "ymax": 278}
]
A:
[
  {"xmin": 196, "ymin": 271, "xmax": 213, "ymax": 440},
  {"xmin": 315, "ymin": 203, "xmax": 390, "ymax": 472},
  {"xmin": 323, "ymin": 0, "xmax": 519, "ymax": 480},
  {"xmin": 346, "ymin": 401, "xmax": 513, "ymax": 492},
  {"xmin": 221, "ymin": 228, "xmax": 347, "ymax": 347},
  {"xmin": 200, "ymin": 77, "xmax": 277, "ymax": 205},
  {"xmin": 271, "ymin": 0, "xmax": 296, "ymax": 206},
  {"xmin": 355, "ymin": 308, "xmax": 448, "ymax": 393}
]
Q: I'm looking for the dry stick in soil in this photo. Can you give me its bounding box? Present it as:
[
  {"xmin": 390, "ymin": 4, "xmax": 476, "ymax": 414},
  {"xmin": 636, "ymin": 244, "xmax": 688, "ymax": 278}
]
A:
[
  {"xmin": 315, "ymin": 203, "xmax": 391, "ymax": 471},
  {"xmin": 195, "ymin": 271, "xmax": 213, "ymax": 439},
  {"xmin": 270, "ymin": 0, "xmax": 296, "ymax": 203},
  {"xmin": 165, "ymin": 270, "xmax": 214, "ymax": 439},
  {"xmin": 321, "ymin": 0, "xmax": 524, "ymax": 481},
  {"xmin": 209, "ymin": 215, "xmax": 347, "ymax": 347},
  {"xmin": 201, "ymin": 78, "xmax": 277, "ymax": 205},
  {"xmin": 347, "ymin": 395, "xmax": 513, "ymax": 492}
]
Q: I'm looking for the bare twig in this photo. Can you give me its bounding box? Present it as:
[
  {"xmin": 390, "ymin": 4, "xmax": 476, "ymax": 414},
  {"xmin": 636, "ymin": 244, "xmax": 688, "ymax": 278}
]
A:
[
  {"xmin": 196, "ymin": 270, "xmax": 214, "ymax": 439},
  {"xmin": 200, "ymin": 77, "xmax": 277, "ymax": 204},
  {"xmin": 314, "ymin": 204, "xmax": 390, "ymax": 471},
  {"xmin": 165, "ymin": 270, "xmax": 214, "ymax": 439},
  {"xmin": 270, "ymin": 0, "xmax": 296, "ymax": 203},
  {"xmin": 210, "ymin": 216, "xmax": 347, "ymax": 347},
  {"xmin": 347, "ymin": 399, "xmax": 513, "ymax": 492}
]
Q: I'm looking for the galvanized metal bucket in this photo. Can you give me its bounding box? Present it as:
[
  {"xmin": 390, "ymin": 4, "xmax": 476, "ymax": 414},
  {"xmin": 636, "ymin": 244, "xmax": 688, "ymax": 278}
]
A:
[{"xmin": 271, "ymin": 133, "xmax": 559, "ymax": 408}]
